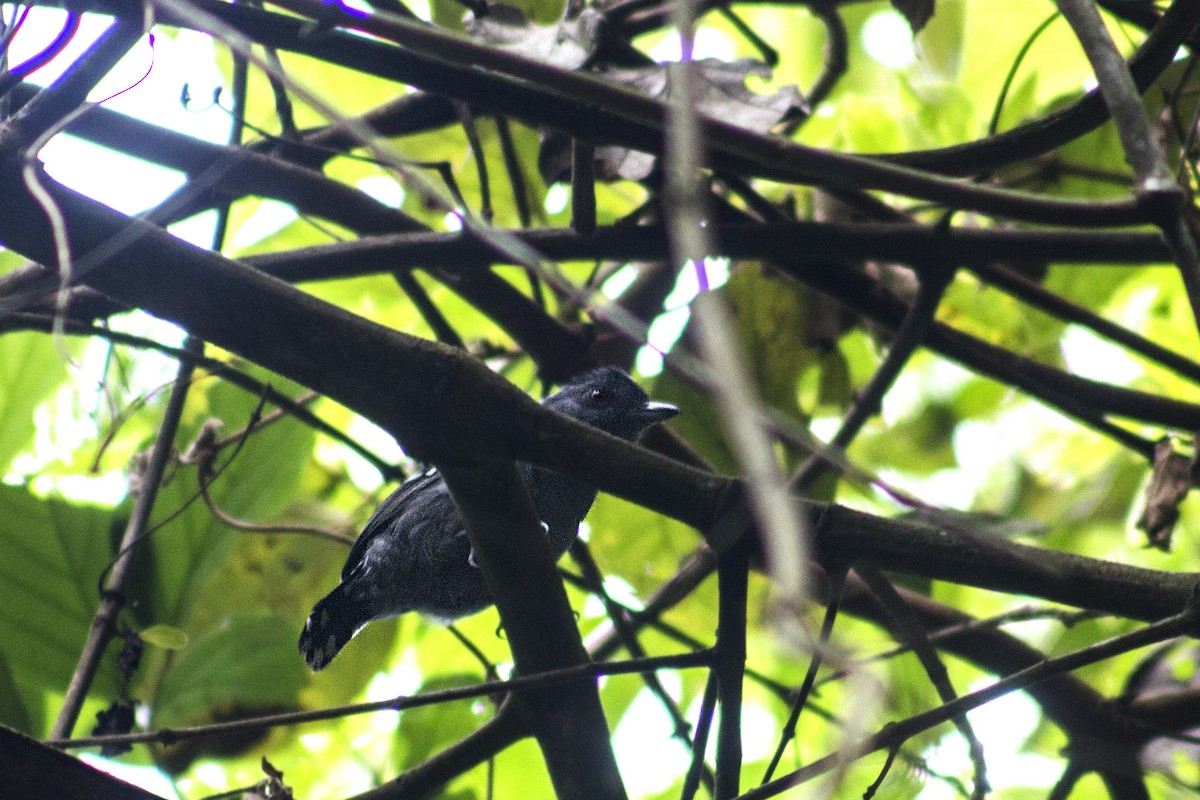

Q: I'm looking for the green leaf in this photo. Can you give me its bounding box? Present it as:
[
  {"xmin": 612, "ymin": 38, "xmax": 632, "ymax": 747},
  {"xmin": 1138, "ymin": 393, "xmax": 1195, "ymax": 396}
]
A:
[
  {"xmin": 853, "ymin": 401, "xmax": 957, "ymax": 475},
  {"xmin": 652, "ymin": 369, "xmax": 738, "ymax": 475},
  {"xmin": 585, "ymin": 495, "xmax": 700, "ymax": 600},
  {"xmin": 0, "ymin": 485, "xmax": 123, "ymax": 719},
  {"xmin": 396, "ymin": 674, "xmax": 489, "ymax": 765},
  {"xmin": 152, "ymin": 614, "xmax": 307, "ymax": 728},
  {"xmin": 127, "ymin": 368, "xmax": 316, "ymax": 630},
  {"xmin": 0, "ymin": 650, "xmax": 33, "ymax": 733},
  {"xmin": 836, "ymin": 93, "xmax": 907, "ymax": 153},
  {"xmin": 912, "ymin": 0, "xmax": 963, "ymax": 74},
  {"xmin": 656, "ymin": 264, "xmax": 824, "ymax": 472},
  {"xmin": 0, "ymin": 332, "xmax": 71, "ymax": 473},
  {"xmin": 806, "ymin": 346, "xmax": 853, "ymax": 414},
  {"xmin": 940, "ymin": 275, "xmax": 1062, "ymax": 363},
  {"xmin": 140, "ymin": 624, "xmax": 189, "ymax": 650}
]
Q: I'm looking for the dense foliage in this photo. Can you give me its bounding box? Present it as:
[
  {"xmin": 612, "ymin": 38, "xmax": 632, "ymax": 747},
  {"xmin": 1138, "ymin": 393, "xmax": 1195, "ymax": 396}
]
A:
[{"xmin": 2, "ymin": 0, "xmax": 1200, "ymax": 798}]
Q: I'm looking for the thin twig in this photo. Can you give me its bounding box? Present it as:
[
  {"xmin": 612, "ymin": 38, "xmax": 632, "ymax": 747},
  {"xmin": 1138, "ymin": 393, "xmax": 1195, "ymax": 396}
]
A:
[
  {"xmin": 817, "ymin": 606, "xmax": 1102, "ymax": 687},
  {"xmin": 562, "ymin": 566, "xmax": 798, "ymax": 707},
  {"xmin": 970, "ymin": 261, "xmax": 1200, "ymax": 387},
  {"xmin": 445, "ymin": 623, "xmax": 502, "ymax": 683},
  {"xmin": 48, "ymin": 651, "xmax": 713, "ymax": 750},
  {"xmin": 493, "ymin": 115, "xmax": 534, "ymax": 229},
  {"xmin": 453, "ymin": 101, "xmax": 493, "ymax": 221},
  {"xmin": 761, "ymin": 568, "xmax": 845, "ymax": 784},
  {"xmin": 681, "ymin": 670, "xmax": 720, "ymax": 800},
  {"xmin": 394, "ymin": 269, "xmax": 467, "ymax": 348},
  {"xmin": 856, "ymin": 566, "xmax": 989, "ymax": 799},
  {"xmin": 714, "ymin": 539, "xmax": 750, "ymax": 799},
  {"xmin": 790, "ymin": 265, "xmax": 954, "ymax": 492},
  {"xmin": 568, "ymin": 541, "xmax": 707, "ymax": 771},
  {"xmin": 741, "ymin": 596, "xmax": 1200, "ymax": 799},
  {"xmin": 3, "ymin": 18, "xmax": 140, "ymax": 147},
  {"xmin": 50, "ymin": 336, "xmax": 202, "ymax": 741},
  {"xmin": 1, "ymin": 315, "xmax": 403, "ymax": 480},
  {"xmin": 1056, "ymin": 0, "xmax": 1200, "ymax": 335},
  {"xmin": 803, "ymin": 2, "xmax": 847, "ymax": 114},
  {"xmin": 1055, "ymin": 0, "xmax": 1177, "ymax": 192},
  {"xmin": 248, "ymin": 0, "xmax": 1161, "ymax": 227},
  {"xmin": 716, "ymin": 4, "xmax": 777, "ymax": 66},
  {"xmin": 570, "ymin": 137, "xmax": 596, "ymax": 235},
  {"xmin": 0, "ymin": 11, "xmax": 79, "ymax": 95},
  {"xmin": 987, "ymin": 13, "xmax": 1061, "ymax": 137},
  {"xmin": 198, "ymin": 472, "xmax": 355, "ymax": 544}
]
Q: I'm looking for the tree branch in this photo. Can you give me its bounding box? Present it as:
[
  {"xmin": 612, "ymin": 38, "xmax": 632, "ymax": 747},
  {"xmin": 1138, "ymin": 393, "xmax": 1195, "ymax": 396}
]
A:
[
  {"xmin": 51, "ymin": 338, "xmax": 200, "ymax": 740},
  {"xmin": 68, "ymin": 0, "xmax": 1175, "ymax": 226},
  {"xmin": 438, "ymin": 460, "xmax": 628, "ymax": 800},
  {"xmin": 744, "ymin": 601, "xmax": 1199, "ymax": 798},
  {"xmin": 1055, "ymin": 0, "xmax": 1200, "ymax": 336}
]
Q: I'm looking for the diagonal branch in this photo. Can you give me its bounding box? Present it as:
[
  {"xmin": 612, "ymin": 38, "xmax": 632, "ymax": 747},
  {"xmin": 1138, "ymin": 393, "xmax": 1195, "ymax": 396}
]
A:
[
  {"xmin": 49, "ymin": 337, "xmax": 201, "ymax": 740},
  {"xmin": 438, "ymin": 460, "xmax": 628, "ymax": 800},
  {"xmin": 0, "ymin": 20, "xmax": 141, "ymax": 148},
  {"xmin": 1055, "ymin": 0, "xmax": 1200, "ymax": 337},
  {"xmin": 68, "ymin": 0, "xmax": 1163, "ymax": 226},
  {"xmin": 742, "ymin": 600, "xmax": 1200, "ymax": 798}
]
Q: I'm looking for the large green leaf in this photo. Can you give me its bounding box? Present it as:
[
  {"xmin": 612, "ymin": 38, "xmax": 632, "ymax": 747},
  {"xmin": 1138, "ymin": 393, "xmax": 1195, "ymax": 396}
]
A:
[
  {"xmin": 0, "ymin": 332, "xmax": 71, "ymax": 473},
  {"xmin": 655, "ymin": 264, "xmax": 828, "ymax": 474},
  {"xmin": 126, "ymin": 368, "xmax": 316, "ymax": 630},
  {"xmin": 586, "ymin": 494, "xmax": 700, "ymax": 600},
  {"xmin": 0, "ymin": 485, "xmax": 123, "ymax": 731},
  {"xmin": 395, "ymin": 674, "xmax": 490, "ymax": 765},
  {"xmin": 0, "ymin": 649, "xmax": 33, "ymax": 733},
  {"xmin": 152, "ymin": 614, "xmax": 308, "ymax": 728}
]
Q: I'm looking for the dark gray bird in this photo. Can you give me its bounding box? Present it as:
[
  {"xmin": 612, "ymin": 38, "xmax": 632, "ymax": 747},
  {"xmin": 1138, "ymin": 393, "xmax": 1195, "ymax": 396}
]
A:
[{"xmin": 299, "ymin": 366, "xmax": 678, "ymax": 670}]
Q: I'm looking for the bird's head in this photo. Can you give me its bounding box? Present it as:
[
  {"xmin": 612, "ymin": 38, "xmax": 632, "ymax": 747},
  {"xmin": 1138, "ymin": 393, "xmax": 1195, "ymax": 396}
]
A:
[{"xmin": 544, "ymin": 366, "xmax": 678, "ymax": 441}]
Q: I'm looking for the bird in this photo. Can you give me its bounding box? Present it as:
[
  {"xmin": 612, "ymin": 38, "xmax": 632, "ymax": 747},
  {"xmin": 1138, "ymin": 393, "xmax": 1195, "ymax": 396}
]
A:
[{"xmin": 299, "ymin": 365, "xmax": 679, "ymax": 671}]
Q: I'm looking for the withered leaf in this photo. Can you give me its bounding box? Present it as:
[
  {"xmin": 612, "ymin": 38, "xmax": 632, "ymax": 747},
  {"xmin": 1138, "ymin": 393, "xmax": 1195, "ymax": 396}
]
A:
[
  {"xmin": 542, "ymin": 59, "xmax": 804, "ymax": 182},
  {"xmin": 466, "ymin": 4, "xmax": 605, "ymax": 70},
  {"xmin": 1136, "ymin": 437, "xmax": 1196, "ymax": 551},
  {"xmin": 596, "ymin": 59, "xmax": 802, "ymax": 180}
]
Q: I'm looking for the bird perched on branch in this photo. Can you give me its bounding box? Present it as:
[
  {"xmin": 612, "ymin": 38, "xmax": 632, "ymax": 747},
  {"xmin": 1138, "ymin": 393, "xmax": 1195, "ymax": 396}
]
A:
[{"xmin": 299, "ymin": 366, "xmax": 679, "ymax": 671}]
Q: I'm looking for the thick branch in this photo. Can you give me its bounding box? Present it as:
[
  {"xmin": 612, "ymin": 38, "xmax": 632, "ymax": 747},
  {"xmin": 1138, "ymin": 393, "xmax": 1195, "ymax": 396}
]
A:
[
  {"xmin": 239, "ymin": 223, "xmax": 1171, "ymax": 283},
  {"xmin": 812, "ymin": 503, "xmax": 1197, "ymax": 624},
  {"xmin": 233, "ymin": 222, "xmax": 1200, "ymax": 437},
  {"xmin": 1056, "ymin": 0, "xmax": 1176, "ymax": 195},
  {"xmin": 438, "ymin": 461, "xmax": 627, "ymax": 800},
  {"xmin": 0, "ymin": 167, "xmax": 527, "ymax": 466},
  {"xmin": 0, "ymin": 20, "xmax": 141, "ymax": 148},
  {"xmin": 74, "ymin": 0, "xmax": 1160, "ymax": 226},
  {"xmin": 2, "ymin": 725, "xmax": 165, "ymax": 800},
  {"xmin": 1056, "ymin": 0, "xmax": 1200, "ymax": 336},
  {"xmin": 881, "ymin": 0, "xmax": 1198, "ymax": 174},
  {"xmin": 5, "ymin": 83, "xmax": 422, "ymax": 235},
  {"xmin": 1, "ymin": 152, "xmax": 1195, "ymax": 691}
]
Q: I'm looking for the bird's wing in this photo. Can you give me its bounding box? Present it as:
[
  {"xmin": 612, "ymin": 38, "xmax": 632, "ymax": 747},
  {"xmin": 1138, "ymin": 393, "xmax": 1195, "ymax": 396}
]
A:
[{"xmin": 342, "ymin": 466, "xmax": 443, "ymax": 580}]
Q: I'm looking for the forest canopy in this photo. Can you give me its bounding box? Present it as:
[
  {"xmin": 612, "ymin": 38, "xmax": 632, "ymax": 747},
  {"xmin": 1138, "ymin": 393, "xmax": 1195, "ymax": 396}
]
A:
[{"xmin": 2, "ymin": 0, "xmax": 1200, "ymax": 799}]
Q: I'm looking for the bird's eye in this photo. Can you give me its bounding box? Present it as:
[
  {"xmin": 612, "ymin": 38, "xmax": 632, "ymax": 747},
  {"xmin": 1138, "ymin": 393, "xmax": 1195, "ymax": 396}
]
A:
[{"xmin": 589, "ymin": 387, "xmax": 611, "ymax": 404}]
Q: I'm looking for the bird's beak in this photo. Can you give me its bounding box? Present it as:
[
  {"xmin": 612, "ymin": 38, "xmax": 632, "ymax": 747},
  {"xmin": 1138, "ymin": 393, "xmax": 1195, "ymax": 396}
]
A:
[{"xmin": 641, "ymin": 400, "xmax": 680, "ymax": 425}]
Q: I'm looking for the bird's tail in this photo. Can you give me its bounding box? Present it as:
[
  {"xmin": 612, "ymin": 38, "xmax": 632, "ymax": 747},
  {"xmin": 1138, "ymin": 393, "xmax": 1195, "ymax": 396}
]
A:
[{"xmin": 299, "ymin": 584, "xmax": 363, "ymax": 671}]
